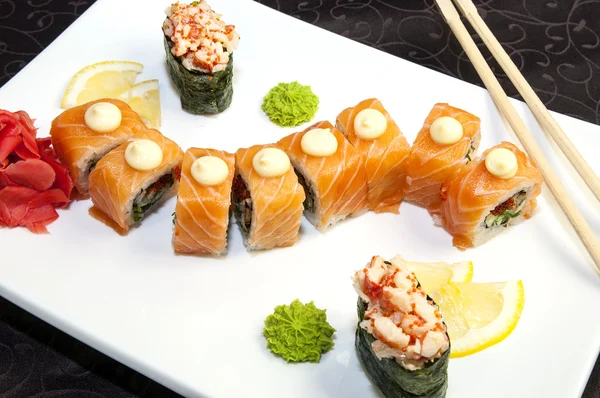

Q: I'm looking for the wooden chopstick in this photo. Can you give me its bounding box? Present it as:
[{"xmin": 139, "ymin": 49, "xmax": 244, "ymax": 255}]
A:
[
  {"xmin": 452, "ymin": 0, "xmax": 600, "ymax": 203},
  {"xmin": 435, "ymin": 0, "xmax": 600, "ymax": 275}
]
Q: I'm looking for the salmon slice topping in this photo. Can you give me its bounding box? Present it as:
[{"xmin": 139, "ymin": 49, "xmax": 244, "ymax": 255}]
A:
[
  {"xmin": 173, "ymin": 148, "xmax": 235, "ymax": 255},
  {"xmin": 336, "ymin": 98, "xmax": 411, "ymax": 214},
  {"xmin": 404, "ymin": 103, "xmax": 481, "ymax": 213}
]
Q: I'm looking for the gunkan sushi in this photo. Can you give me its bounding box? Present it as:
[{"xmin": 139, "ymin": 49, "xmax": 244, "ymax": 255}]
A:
[
  {"xmin": 353, "ymin": 255, "xmax": 450, "ymax": 398},
  {"xmin": 439, "ymin": 142, "xmax": 542, "ymax": 249},
  {"xmin": 162, "ymin": 1, "xmax": 240, "ymax": 114}
]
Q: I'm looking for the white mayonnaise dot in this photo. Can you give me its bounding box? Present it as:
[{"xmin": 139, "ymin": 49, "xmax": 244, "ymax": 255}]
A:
[
  {"xmin": 301, "ymin": 128, "xmax": 338, "ymax": 157},
  {"xmin": 191, "ymin": 156, "xmax": 229, "ymax": 186},
  {"xmin": 429, "ymin": 116, "xmax": 463, "ymax": 145},
  {"xmin": 353, "ymin": 109, "xmax": 387, "ymax": 140},
  {"xmin": 485, "ymin": 148, "xmax": 518, "ymax": 179},
  {"xmin": 252, "ymin": 147, "xmax": 291, "ymax": 178},
  {"xmin": 125, "ymin": 139, "xmax": 163, "ymax": 171},
  {"xmin": 84, "ymin": 102, "xmax": 122, "ymax": 133}
]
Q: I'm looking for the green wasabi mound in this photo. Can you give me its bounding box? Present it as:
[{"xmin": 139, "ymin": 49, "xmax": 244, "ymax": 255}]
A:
[
  {"xmin": 261, "ymin": 82, "xmax": 319, "ymax": 127},
  {"xmin": 263, "ymin": 299, "xmax": 335, "ymax": 363}
]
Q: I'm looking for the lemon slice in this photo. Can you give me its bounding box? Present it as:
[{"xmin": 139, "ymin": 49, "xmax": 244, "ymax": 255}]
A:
[
  {"xmin": 394, "ymin": 256, "xmax": 473, "ymax": 292},
  {"xmin": 432, "ymin": 280, "xmax": 524, "ymax": 358},
  {"xmin": 61, "ymin": 61, "xmax": 143, "ymax": 109},
  {"xmin": 119, "ymin": 79, "xmax": 161, "ymax": 129}
]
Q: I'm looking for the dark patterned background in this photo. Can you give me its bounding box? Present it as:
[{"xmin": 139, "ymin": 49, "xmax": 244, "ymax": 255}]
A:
[{"xmin": 1, "ymin": 0, "xmax": 599, "ymax": 397}]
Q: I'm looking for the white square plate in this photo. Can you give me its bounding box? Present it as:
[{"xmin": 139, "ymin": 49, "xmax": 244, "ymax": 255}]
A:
[{"xmin": 1, "ymin": 0, "xmax": 600, "ymax": 397}]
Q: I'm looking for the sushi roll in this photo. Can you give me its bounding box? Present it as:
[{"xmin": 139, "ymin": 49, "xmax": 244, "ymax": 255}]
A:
[
  {"xmin": 88, "ymin": 129, "xmax": 184, "ymax": 232},
  {"xmin": 353, "ymin": 255, "xmax": 450, "ymax": 398},
  {"xmin": 162, "ymin": 1, "xmax": 240, "ymax": 115},
  {"xmin": 278, "ymin": 121, "xmax": 369, "ymax": 232},
  {"xmin": 439, "ymin": 141, "xmax": 542, "ymax": 249},
  {"xmin": 336, "ymin": 98, "xmax": 411, "ymax": 214},
  {"xmin": 173, "ymin": 148, "xmax": 235, "ymax": 255},
  {"xmin": 49, "ymin": 99, "xmax": 148, "ymax": 194},
  {"xmin": 404, "ymin": 103, "xmax": 481, "ymax": 215},
  {"xmin": 233, "ymin": 144, "xmax": 305, "ymax": 250}
]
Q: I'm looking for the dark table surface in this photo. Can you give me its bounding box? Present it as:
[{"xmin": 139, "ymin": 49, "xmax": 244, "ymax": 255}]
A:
[{"xmin": 1, "ymin": 0, "xmax": 600, "ymax": 397}]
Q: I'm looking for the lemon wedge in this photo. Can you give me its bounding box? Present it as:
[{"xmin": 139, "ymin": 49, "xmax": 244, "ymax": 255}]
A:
[
  {"xmin": 432, "ymin": 280, "xmax": 525, "ymax": 358},
  {"xmin": 401, "ymin": 258, "xmax": 474, "ymax": 292},
  {"xmin": 61, "ymin": 61, "xmax": 143, "ymax": 109},
  {"xmin": 119, "ymin": 79, "xmax": 161, "ymax": 129}
]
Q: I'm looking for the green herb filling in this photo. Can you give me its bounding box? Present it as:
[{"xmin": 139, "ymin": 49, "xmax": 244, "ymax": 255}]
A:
[
  {"xmin": 465, "ymin": 142, "xmax": 476, "ymax": 163},
  {"xmin": 87, "ymin": 158, "xmax": 100, "ymax": 174},
  {"xmin": 484, "ymin": 190, "xmax": 527, "ymax": 228},
  {"xmin": 132, "ymin": 173, "xmax": 175, "ymax": 222}
]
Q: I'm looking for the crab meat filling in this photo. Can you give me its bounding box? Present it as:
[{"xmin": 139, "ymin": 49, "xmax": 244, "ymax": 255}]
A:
[
  {"xmin": 353, "ymin": 256, "xmax": 450, "ymax": 370},
  {"xmin": 163, "ymin": 1, "xmax": 240, "ymax": 73}
]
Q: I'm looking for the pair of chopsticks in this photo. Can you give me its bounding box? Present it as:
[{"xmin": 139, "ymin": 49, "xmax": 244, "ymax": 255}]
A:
[{"xmin": 435, "ymin": 0, "xmax": 600, "ymax": 275}]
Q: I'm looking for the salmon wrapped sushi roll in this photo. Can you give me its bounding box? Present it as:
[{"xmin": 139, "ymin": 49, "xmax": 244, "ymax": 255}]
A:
[
  {"xmin": 173, "ymin": 148, "xmax": 235, "ymax": 255},
  {"xmin": 404, "ymin": 103, "xmax": 481, "ymax": 215},
  {"xmin": 88, "ymin": 129, "xmax": 183, "ymax": 232},
  {"xmin": 233, "ymin": 144, "xmax": 305, "ymax": 250},
  {"xmin": 439, "ymin": 142, "xmax": 543, "ymax": 249},
  {"xmin": 49, "ymin": 99, "xmax": 148, "ymax": 194},
  {"xmin": 336, "ymin": 98, "xmax": 411, "ymax": 214},
  {"xmin": 278, "ymin": 121, "xmax": 369, "ymax": 232},
  {"xmin": 353, "ymin": 255, "xmax": 450, "ymax": 398}
]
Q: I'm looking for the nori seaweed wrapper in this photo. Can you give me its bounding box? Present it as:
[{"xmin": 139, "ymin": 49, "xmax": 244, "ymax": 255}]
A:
[
  {"xmin": 355, "ymin": 299, "xmax": 450, "ymax": 398},
  {"xmin": 163, "ymin": 36, "xmax": 234, "ymax": 115}
]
